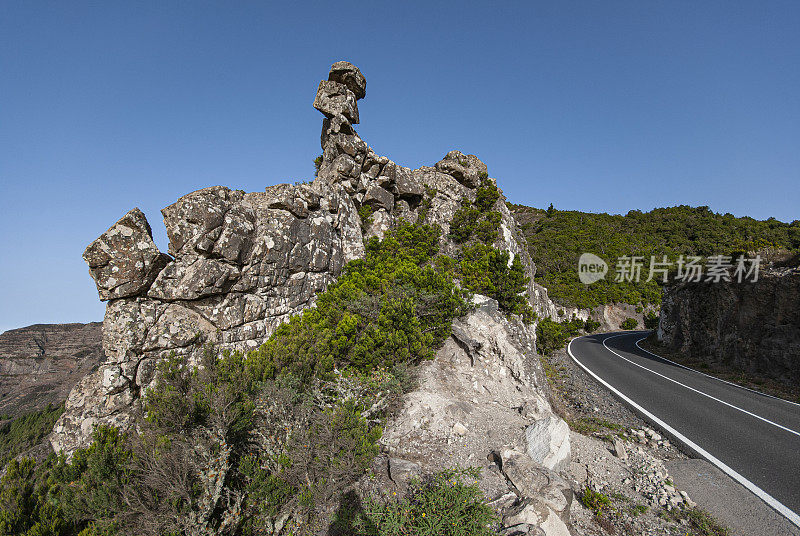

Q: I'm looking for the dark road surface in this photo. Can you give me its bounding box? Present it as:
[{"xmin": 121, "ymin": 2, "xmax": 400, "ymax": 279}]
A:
[{"xmin": 568, "ymin": 332, "xmax": 800, "ymax": 528}]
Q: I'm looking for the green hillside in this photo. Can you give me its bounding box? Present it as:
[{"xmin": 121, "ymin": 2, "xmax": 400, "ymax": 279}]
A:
[{"xmin": 510, "ymin": 204, "xmax": 800, "ymax": 309}]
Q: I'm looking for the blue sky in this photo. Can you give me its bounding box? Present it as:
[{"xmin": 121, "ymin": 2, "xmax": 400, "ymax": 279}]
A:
[{"xmin": 1, "ymin": 1, "xmax": 798, "ymax": 331}]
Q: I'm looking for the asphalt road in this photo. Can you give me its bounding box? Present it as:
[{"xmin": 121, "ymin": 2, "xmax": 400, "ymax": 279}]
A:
[{"xmin": 568, "ymin": 332, "xmax": 800, "ymax": 529}]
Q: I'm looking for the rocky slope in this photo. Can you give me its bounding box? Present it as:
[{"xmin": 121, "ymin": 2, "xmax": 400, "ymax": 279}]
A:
[
  {"xmin": 658, "ymin": 266, "xmax": 800, "ymax": 383},
  {"xmin": 0, "ymin": 322, "xmax": 102, "ymax": 418}
]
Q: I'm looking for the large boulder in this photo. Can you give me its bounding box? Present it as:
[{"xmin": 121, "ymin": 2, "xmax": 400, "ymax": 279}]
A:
[
  {"xmin": 82, "ymin": 208, "xmax": 169, "ymax": 300},
  {"xmin": 435, "ymin": 150, "xmax": 489, "ymax": 189},
  {"xmin": 328, "ymin": 60, "xmax": 366, "ymax": 100},
  {"xmin": 313, "ymin": 80, "xmax": 359, "ymax": 124}
]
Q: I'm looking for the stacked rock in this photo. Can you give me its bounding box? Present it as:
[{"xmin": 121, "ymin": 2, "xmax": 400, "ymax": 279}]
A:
[{"xmin": 312, "ymin": 62, "xmax": 426, "ymax": 236}]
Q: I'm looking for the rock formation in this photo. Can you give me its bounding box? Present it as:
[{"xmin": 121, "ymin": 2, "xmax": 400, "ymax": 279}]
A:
[
  {"xmin": 0, "ymin": 322, "xmax": 103, "ymax": 418},
  {"xmin": 52, "ymin": 62, "xmax": 572, "ymax": 536},
  {"xmin": 658, "ymin": 266, "xmax": 800, "ymax": 383},
  {"xmin": 378, "ymin": 296, "xmax": 573, "ymax": 534}
]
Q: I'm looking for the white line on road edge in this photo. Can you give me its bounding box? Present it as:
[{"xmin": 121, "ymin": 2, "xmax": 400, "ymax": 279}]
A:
[
  {"xmin": 601, "ymin": 334, "xmax": 800, "ymax": 438},
  {"xmin": 633, "ymin": 336, "xmax": 800, "ymax": 409},
  {"xmin": 567, "ymin": 335, "xmax": 800, "ymax": 528}
]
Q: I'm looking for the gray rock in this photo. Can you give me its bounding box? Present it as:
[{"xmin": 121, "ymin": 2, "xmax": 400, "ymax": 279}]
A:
[
  {"xmin": 313, "ymin": 80, "xmax": 359, "ymax": 124},
  {"xmin": 387, "ymin": 457, "xmax": 421, "ymax": 490},
  {"xmin": 363, "ymin": 184, "xmax": 394, "ymax": 211},
  {"xmin": 659, "ymin": 268, "xmax": 800, "ymax": 383},
  {"xmin": 328, "ymin": 61, "xmax": 366, "ymax": 100},
  {"xmin": 526, "ymin": 415, "xmax": 571, "ymax": 473},
  {"xmin": 83, "ymin": 208, "xmax": 169, "ymax": 300},
  {"xmin": 613, "ymin": 437, "xmax": 628, "ymax": 460},
  {"xmin": 434, "ymin": 150, "xmax": 489, "ymax": 189}
]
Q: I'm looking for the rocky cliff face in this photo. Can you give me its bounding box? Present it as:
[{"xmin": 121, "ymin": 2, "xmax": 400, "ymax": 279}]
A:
[
  {"xmin": 0, "ymin": 323, "xmax": 102, "ymax": 418},
  {"xmin": 51, "ymin": 61, "xmax": 562, "ymax": 485},
  {"xmin": 658, "ymin": 267, "xmax": 800, "ymax": 383}
]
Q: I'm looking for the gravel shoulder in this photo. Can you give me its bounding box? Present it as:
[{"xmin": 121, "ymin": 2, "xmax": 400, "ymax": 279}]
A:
[{"xmin": 542, "ymin": 341, "xmax": 730, "ymax": 535}]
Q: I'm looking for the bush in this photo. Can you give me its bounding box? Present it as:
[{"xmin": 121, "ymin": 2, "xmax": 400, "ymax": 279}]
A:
[
  {"xmin": 621, "ymin": 318, "xmax": 639, "ymax": 330},
  {"xmin": 643, "ymin": 311, "xmax": 659, "ymax": 330},
  {"xmin": 0, "ymin": 403, "xmax": 64, "ymax": 468},
  {"xmin": 583, "ymin": 318, "xmax": 601, "ymax": 332},
  {"xmin": 339, "ymin": 468, "xmax": 497, "ymax": 536},
  {"xmin": 314, "ymin": 155, "xmax": 323, "ymax": 177},
  {"xmin": 458, "ymin": 243, "xmax": 532, "ymax": 321},
  {"xmin": 247, "ymin": 222, "xmax": 472, "ymax": 381},
  {"xmin": 0, "ymin": 425, "xmax": 132, "ymax": 536},
  {"xmin": 579, "ymin": 486, "xmax": 612, "ymax": 517},
  {"xmin": 358, "ymin": 204, "xmax": 374, "ymax": 231},
  {"xmin": 449, "ymin": 178, "xmax": 502, "ymax": 245},
  {"xmin": 536, "ymin": 318, "xmax": 587, "ymax": 355}
]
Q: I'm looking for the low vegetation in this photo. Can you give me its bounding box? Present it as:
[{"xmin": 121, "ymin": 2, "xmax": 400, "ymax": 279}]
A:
[
  {"xmin": 660, "ymin": 507, "xmax": 730, "ymax": 536},
  {"xmin": 511, "ymin": 204, "xmax": 800, "ymax": 309},
  {"xmin": 579, "ymin": 486, "xmax": 612, "ymax": 517},
  {"xmin": 536, "ymin": 317, "xmax": 597, "ymax": 355},
  {"xmin": 335, "ymin": 467, "xmax": 497, "ymax": 536},
  {"xmin": 0, "ymin": 403, "xmax": 64, "ymax": 468}
]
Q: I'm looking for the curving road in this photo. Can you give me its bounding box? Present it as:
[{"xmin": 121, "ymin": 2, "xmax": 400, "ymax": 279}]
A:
[{"xmin": 568, "ymin": 332, "xmax": 800, "ymax": 529}]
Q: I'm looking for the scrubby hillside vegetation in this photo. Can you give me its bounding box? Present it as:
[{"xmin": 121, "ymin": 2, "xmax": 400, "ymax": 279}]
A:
[{"xmin": 511, "ymin": 204, "xmax": 800, "ymax": 309}]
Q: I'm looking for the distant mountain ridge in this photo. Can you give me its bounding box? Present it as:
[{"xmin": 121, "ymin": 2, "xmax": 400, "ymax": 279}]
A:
[{"xmin": 0, "ymin": 322, "xmax": 103, "ymax": 419}]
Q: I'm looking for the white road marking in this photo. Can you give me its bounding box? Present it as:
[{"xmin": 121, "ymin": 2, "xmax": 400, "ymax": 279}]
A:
[
  {"xmin": 633, "ymin": 335, "xmax": 800, "ymax": 409},
  {"xmin": 601, "ymin": 334, "xmax": 800, "ymax": 438},
  {"xmin": 567, "ymin": 335, "xmax": 800, "ymax": 528}
]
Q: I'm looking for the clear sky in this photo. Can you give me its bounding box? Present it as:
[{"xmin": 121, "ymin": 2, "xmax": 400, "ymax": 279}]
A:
[{"xmin": 1, "ymin": 1, "xmax": 798, "ymax": 332}]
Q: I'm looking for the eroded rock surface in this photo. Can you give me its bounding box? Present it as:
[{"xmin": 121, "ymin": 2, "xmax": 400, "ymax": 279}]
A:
[
  {"xmin": 658, "ymin": 267, "xmax": 800, "ymax": 383},
  {"xmin": 83, "ymin": 208, "xmax": 169, "ymax": 300},
  {"xmin": 378, "ymin": 296, "xmax": 574, "ymax": 534}
]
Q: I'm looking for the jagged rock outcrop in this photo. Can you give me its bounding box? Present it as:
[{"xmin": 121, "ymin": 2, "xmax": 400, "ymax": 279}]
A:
[
  {"xmin": 53, "ymin": 183, "xmax": 364, "ymax": 453},
  {"xmin": 0, "ymin": 323, "xmax": 103, "ymax": 418},
  {"xmin": 658, "ymin": 267, "xmax": 800, "ymax": 383},
  {"xmin": 53, "ymin": 64, "xmax": 569, "ymax": 534},
  {"xmin": 83, "ymin": 208, "xmax": 170, "ymax": 300}
]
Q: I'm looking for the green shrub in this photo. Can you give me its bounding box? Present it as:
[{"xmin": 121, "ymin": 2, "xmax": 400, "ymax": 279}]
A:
[
  {"xmin": 458, "ymin": 243, "xmax": 532, "ymax": 321},
  {"xmin": 536, "ymin": 318, "xmax": 587, "ymax": 355},
  {"xmin": 0, "ymin": 425, "xmax": 132, "ymax": 536},
  {"xmin": 340, "ymin": 468, "xmax": 497, "ymax": 536},
  {"xmin": 358, "ymin": 204, "xmax": 374, "ymax": 231},
  {"xmin": 643, "ymin": 311, "xmax": 659, "ymax": 330},
  {"xmin": 584, "ymin": 319, "xmax": 601, "ymax": 332},
  {"xmin": 449, "ymin": 203, "xmax": 481, "ymax": 243},
  {"xmin": 314, "ymin": 155, "xmax": 323, "ymax": 177},
  {"xmin": 473, "ymin": 177, "xmax": 500, "ymax": 212},
  {"xmin": 621, "ymin": 318, "xmax": 639, "ymax": 330},
  {"xmin": 0, "ymin": 403, "xmax": 64, "ymax": 468},
  {"xmin": 448, "ymin": 178, "xmax": 502, "ymax": 245},
  {"xmin": 579, "ymin": 486, "xmax": 612, "ymax": 517},
  {"xmin": 247, "ymin": 222, "xmax": 471, "ymax": 381}
]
